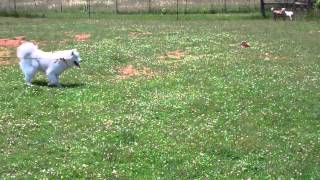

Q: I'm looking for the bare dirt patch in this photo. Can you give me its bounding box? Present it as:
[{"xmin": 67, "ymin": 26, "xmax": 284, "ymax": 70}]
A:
[
  {"xmin": 0, "ymin": 60, "xmax": 17, "ymax": 65},
  {"xmin": 0, "ymin": 36, "xmax": 25, "ymax": 47},
  {"xmin": 129, "ymin": 31, "xmax": 152, "ymax": 38},
  {"xmin": 117, "ymin": 64, "xmax": 155, "ymax": 79},
  {"xmin": 74, "ymin": 33, "xmax": 91, "ymax": 41},
  {"xmin": 0, "ymin": 47, "xmax": 17, "ymax": 65},
  {"xmin": 39, "ymin": 40, "xmax": 68, "ymax": 46},
  {"xmin": 157, "ymin": 50, "xmax": 187, "ymax": 60},
  {"xmin": 0, "ymin": 47, "xmax": 11, "ymax": 57},
  {"xmin": 64, "ymin": 31, "xmax": 75, "ymax": 35},
  {"xmin": 118, "ymin": 64, "xmax": 139, "ymax": 77},
  {"xmin": 261, "ymin": 52, "xmax": 288, "ymax": 61}
]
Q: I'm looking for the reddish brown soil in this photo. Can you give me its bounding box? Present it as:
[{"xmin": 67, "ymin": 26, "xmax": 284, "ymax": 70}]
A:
[
  {"xmin": 129, "ymin": 31, "xmax": 152, "ymax": 38},
  {"xmin": 74, "ymin": 33, "xmax": 91, "ymax": 41},
  {"xmin": 117, "ymin": 64, "xmax": 155, "ymax": 79},
  {"xmin": 158, "ymin": 50, "xmax": 187, "ymax": 60},
  {"xmin": 118, "ymin": 64, "xmax": 139, "ymax": 76},
  {"xmin": 0, "ymin": 47, "xmax": 17, "ymax": 65},
  {"xmin": 0, "ymin": 36, "xmax": 25, "ymax": 47}
]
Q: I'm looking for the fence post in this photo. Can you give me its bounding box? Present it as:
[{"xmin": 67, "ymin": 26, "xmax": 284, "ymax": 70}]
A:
[
  {"xmin": 260, "ymin": 0, "xmax": 266, "ymax": 17},
  {"xmin": 148, "ymin": 0, "xmax": 151, "ymax": 13},
  {"xmin": 184, "ymin": 0, "xmax": 187, "ymax": 14},
  {"xmin": 88, "ymin": 0, "xmax": 91, "ymax": 18},
  {"xmin": 224, "ymin": 0, "xmax": 227, "ymax": 13},
  {"xmin": 60, "ymin": 0, "xmax": 63, "ymax": 12},
  {"xmin": 13, "ymin": 0, "xmax": 17, "ymax": 12},
  {"xmin": 116, "ymin": 0, "xmax": 119, "ymax": 13},
  {"xmin": 177, "ymin": 0, "xmax": 179, "ymax": 20},
  {"xmin": 33, "ymin": 0, "xmax": 37, "ymax": 8},
  {"xmin": 210, "ymin": 0, "xmax": 214, "ymax": 13}
]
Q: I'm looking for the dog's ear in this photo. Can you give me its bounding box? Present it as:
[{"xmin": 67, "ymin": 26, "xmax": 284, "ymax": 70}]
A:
[{"xmin": 71, "ymin": 49, "xmax": 79, "ymax": 56}]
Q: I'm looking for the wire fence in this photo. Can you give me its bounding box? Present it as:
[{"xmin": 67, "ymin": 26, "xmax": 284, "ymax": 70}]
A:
[{"xmin": 0, "ymin": 0, "xmax": 260, "ymax": 15}]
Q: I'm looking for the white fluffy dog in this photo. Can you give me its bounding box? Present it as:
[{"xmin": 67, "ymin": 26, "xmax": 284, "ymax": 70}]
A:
[{"xmin": 17, "ymin": 42, "xmax": 81, "ymax": 87}]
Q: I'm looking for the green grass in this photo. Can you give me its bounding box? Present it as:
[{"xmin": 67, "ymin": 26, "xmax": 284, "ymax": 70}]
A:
[{"xmin": 0, "ymin": 14, "xmax": 319, "ymax": 179}]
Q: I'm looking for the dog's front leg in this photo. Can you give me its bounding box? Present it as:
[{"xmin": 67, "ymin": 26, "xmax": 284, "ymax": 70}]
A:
[{"xmin": 47, "ymin": 73, "xmax": 62, "ymax": 88}]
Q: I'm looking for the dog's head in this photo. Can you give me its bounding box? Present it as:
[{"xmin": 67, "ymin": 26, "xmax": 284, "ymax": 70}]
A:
[{"xmin": 70, "ymin": 49, "xmax": 81, "ymax": 68}]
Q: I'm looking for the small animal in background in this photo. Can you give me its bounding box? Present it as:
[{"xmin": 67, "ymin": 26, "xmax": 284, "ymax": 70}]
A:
[
  {"xmin": 17, "ymin": 42, "xmax": 81, "ymax": 88},
  {"xmin": 240, "ymin": 41, "xmax": 250, "ymax": 48},
  {"xmin": 271, "ymin": 7, "xmax": 294, "ymax": 21},
  {"xmin": 284, "ymin": 9, "xmax": 294, "ymax": 21}
]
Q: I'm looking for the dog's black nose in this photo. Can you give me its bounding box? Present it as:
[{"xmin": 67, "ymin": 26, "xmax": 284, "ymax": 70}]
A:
[{"xmin": 74, "ymin": 61, "xmax": 80, "ymax": 68}]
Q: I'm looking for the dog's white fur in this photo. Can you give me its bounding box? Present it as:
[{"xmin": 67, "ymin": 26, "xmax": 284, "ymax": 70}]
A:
[
  {"xmin": 17, "ymin": 42, "xmax": 81, "ymax": 87},
  {"xmin": 284, "ymin": 10, "xmax": 294, "ymax": 21}
]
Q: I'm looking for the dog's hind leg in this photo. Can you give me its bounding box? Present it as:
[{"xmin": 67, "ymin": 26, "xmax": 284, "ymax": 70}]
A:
[
  {"xmin": 47, "ymin": 73, "xmax": 62, "ymax": 88},
  {"xmin": 23, "ymin": 67, "xmax": 37, "ymax": 86},
  {"xmin": 20, "ymin": 60, "xmax": 39, "ymax": 86}
]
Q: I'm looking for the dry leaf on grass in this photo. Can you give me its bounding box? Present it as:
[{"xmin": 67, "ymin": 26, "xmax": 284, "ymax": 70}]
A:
[{"xmin": 240, "ymin": 41, "xmax": 250, "ymax": 48}]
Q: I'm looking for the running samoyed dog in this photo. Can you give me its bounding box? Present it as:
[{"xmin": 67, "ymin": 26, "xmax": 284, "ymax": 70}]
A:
[{"xmin": 17, "ymin": 42, "xmax": 81, "ymax": 87}]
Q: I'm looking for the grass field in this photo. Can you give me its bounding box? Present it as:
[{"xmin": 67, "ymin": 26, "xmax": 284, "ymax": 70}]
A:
[{"xmin": 0, "ymin": 14, "xmax": 319, "ymax": 178}]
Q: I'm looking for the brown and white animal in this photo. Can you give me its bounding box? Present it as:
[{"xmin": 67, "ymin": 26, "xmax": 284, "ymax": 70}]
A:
[
  {"xmin": 271, "ymin": 7, "xmax": 294, "ymax": 21},
  {"xmin": 271, "ymin": 7, "xmax": 286, "ymax": 20}
]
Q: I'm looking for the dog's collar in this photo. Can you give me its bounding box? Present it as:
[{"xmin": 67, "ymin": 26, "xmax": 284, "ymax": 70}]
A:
[
  {"xmin": 54, "ymin": 58, "xmax": 67, "ymax": 63},
  {"xmin": 54, "ymin": 57, "xmax": 80, "ymax": 68}
]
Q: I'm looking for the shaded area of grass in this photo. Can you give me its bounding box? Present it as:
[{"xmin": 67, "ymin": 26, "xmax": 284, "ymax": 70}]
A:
[{"xmin": 0, "ymin": 10, "xmax": 46, "ymax": 18}]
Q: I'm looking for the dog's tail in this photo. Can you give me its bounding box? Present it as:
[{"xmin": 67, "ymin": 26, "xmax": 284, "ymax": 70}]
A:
[{"xmin": 17, "ymin": 42, "xmax": 38, "ymax": 59}]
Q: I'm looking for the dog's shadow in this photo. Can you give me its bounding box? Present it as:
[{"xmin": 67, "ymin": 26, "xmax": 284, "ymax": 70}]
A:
[{"xmin": 32, "ymin": 80, "xmax": 85, "ymax": 88}]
